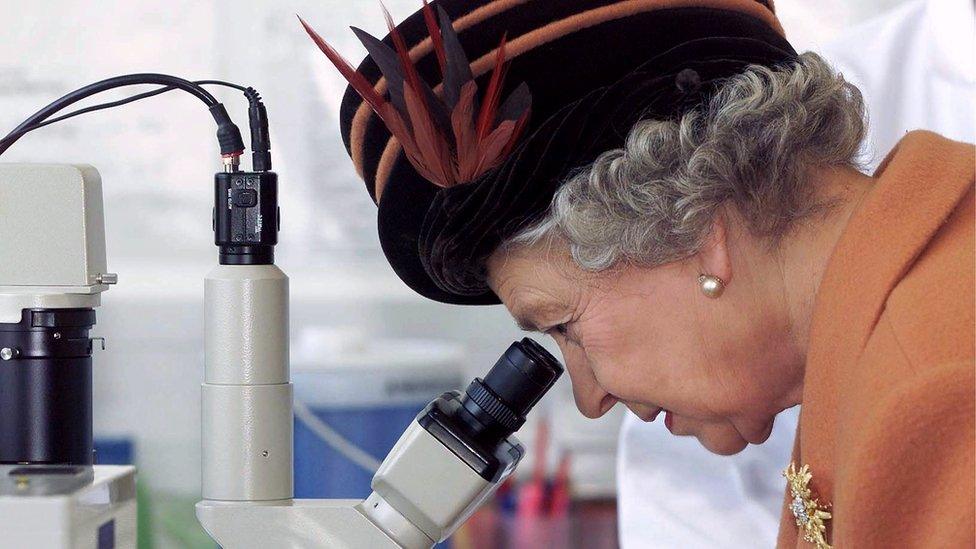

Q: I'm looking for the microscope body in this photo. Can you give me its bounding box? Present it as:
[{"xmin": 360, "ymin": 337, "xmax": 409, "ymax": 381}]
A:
[
  {"xmin": 0, "ymin": 164, "xmax": 136, "ymax": 548},
  {"xmin": 195, "ymin": 169, "xmax": 545, "ymax": 548},
  {"xmin": 197, "ymin": 260, "xmax": 524, "ymax": 547}
]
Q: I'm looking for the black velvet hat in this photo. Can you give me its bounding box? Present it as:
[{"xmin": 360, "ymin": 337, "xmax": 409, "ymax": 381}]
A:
[{"xmin": 304, "ymin": 0, "xmax": 797, "ymax": 305}]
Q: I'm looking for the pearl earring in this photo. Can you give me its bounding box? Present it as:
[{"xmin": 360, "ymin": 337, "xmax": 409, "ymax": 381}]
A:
[{"xmin": 698, "ymin": 274, "xmax": 725, "ymax": 298}]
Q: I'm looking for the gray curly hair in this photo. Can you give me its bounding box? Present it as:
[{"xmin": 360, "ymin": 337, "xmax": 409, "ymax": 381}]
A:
[{"xmin": 507, "ymin": 52, "xmax": 866, "ymax": 271}]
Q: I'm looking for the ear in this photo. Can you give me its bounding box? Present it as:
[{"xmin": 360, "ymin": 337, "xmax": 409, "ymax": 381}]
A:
[{"xmin": 695, "ymin": 210, "xmax": 733, "ymax": 284}]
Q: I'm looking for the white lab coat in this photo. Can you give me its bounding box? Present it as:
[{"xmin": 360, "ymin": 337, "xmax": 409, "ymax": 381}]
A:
[{"xmin": 616, "ymin": 1, "xmax": 975, "ymax": 547}]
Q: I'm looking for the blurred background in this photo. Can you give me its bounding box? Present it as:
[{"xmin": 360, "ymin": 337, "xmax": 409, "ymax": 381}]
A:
[{"xmin": 0, "ymin": 0, "xmax": 953, "ymax": 547}]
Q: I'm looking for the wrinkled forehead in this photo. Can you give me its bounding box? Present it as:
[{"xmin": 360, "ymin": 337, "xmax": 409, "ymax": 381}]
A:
[
  {"xmin": 486, "ymin": 239, "xmax": 574, "ymax": 295},
  {"xmin": 487, "ymin": 260, "xmax": 574, "ymax": 333},
  {"xmin": 486, "ymin": 239, "xmax": 607, "ymax": 327}
]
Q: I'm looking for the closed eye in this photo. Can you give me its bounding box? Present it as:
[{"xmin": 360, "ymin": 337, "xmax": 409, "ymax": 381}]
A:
[{"xmin": 548, "ymin": 322, "xmax": 579, "ymax": 346}]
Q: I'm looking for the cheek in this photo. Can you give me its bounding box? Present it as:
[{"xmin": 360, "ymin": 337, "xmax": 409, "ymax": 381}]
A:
[
  {"xmin": 575, "ymin": 305, "xmax": 673, "ymax": 399},
  {"xmin": 576, "ymin": 289, "xmax": 709, "ymax": 408}
]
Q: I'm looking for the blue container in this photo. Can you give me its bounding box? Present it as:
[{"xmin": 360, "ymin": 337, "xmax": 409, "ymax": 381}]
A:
[
  {"xmin": 292, "ymin": 331, "xmax": 465, "ymax": 500},
  {"xmin": 94, "ymin": 437, "xmax": 134, "ymax": 465},
  {"xmin": 294, "ymin": 403, "xmax": 423, "ymax": 498}
]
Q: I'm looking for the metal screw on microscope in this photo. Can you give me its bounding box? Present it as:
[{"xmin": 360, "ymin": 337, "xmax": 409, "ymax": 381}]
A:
[{"xmin": 0, "ymin": 347, "xmax": 20, "ymax": 361}]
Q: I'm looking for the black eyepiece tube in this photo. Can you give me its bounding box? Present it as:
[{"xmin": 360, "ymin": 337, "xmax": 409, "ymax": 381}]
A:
[
  {"xmin": 482, "ymin": 338, "xmax": 562, "ymax": 417},
  {"xmin": 416, "ymin": 338, "xmax": 563, "ymax": 481},
  {"xmin": 460, "ymin": 338, "xmax": 563, "ymax": 439}
]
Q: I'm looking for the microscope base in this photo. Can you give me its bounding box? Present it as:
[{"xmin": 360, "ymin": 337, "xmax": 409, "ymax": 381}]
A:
[
  {"xmin": 0, "ymin": 464, "xmax": 136, "ymax": 549},
  {"xmin": 196, "ymin": 498, "xmax": 407, "ymax": 549}
]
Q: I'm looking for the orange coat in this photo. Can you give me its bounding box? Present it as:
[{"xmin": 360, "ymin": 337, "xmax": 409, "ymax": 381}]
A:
[{"xmin": 777, "ymin": 131, "xmax": 975, "ymax": 548}]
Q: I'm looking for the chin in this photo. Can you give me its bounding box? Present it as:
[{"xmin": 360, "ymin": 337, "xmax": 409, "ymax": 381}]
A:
[{"xmin": 697, "ymin": 435, "xmax": 749, "ymax": 456}]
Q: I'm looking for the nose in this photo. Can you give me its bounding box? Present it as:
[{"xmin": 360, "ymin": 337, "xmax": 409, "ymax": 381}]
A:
[
  {"xmin": 551, "ymin": 342, "xmax": 616, "ymax": 419},
  {"xmin": 574, "ymin": 391, "xmax": 617, "ymax": 419},
  {"xmin": 566, "ymin": 364, "xmax": 618, "ymax": 418}
]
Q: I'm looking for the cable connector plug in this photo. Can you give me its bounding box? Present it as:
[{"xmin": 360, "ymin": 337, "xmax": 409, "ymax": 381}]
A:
[
  {"xmin": 209, "ymin": 103, "xmax": 245, "ymax": 157},
  {"xmin": 244, "ymin": 88, "xmax": 272, "ymax": 172}
]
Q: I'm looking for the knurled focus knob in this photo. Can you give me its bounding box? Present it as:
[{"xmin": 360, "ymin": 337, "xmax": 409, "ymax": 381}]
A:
[{"xmin": 465, "ymin": 379, "xmax": 521, "ymax": 432}]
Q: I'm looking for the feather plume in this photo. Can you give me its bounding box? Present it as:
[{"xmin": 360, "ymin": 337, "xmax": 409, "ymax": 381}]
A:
[
  {"xmin": 496, "ymin": 81, "xmax": 531, "ymax": 123},
  {"xmin": 380, "ymin": 3, "xmax": 426, "ymax": 114},
  {"xmin": 473, "ymin": 119, "xmax": 516, "ymax": 177},
  {"xmin": 378, "ymin": 103, "xmax": 433, "ymax": 180},
  {"xmin": 476, "ymin": 34, "xmax": 509, "ymax": 140},
  {"xmin": 299, "ymin": 16, "xmax": 385, "ymax": 112},
  {"xmin": 501, "ymin": 108, "xmax": 531, "ymax": 159},
  {"xmin": 422, "ymin": 0, "xmax": 447, "ymax": 73},
  {"xmin": 379, "ymin": 2, "xmax": 454, "ymax": 148},
  {"xmin": 301, "ymin": 3, "xmax": 531, "ymax": 188},
  {"xmin": 452, "ymin": 81, "xmax": 479, "ymax": 181},
  {"xmin": 404, "ymin": 85, "xmax": 453, "ymax": 184}
]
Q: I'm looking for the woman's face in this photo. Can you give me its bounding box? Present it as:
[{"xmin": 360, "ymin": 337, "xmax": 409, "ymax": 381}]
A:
[{"xmin": 486, "ymin": 229, "xmax": 804, "ymax": 455}]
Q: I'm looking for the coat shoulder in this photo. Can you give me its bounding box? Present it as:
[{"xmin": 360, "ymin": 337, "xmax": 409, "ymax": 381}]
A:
[
  {"xmin": 832, "ymin": 184, "xmax": 976, "ymax": 546},
  {"xmin": 882, "ymin": 185, "xmax": 974, "ymax": 370}
]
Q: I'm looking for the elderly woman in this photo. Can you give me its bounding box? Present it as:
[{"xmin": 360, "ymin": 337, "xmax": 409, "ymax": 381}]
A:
[{"xmin": 305, "ymin": 0, "xmax": 975, "ymax": 546}]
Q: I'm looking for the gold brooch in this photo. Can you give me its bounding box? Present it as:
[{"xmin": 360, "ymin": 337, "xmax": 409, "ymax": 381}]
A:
[{"xmin": 783, "ymin": 462, "xmax": 833, "ymax": 549}]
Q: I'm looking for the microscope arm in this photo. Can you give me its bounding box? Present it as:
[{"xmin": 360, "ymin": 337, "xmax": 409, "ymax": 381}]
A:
[{"xmin": 196, "ymin": 500, "xmax": 401, "ymax": 548}]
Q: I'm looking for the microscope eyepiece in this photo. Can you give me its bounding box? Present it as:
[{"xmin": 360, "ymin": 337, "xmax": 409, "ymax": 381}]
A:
[
  {"xmin": 416, "ymin": 338, "xmax": 563, "ymax": 482},
  {"xmin": 482, "ymin": 338, "xmax": 562, "ymax": 417},
  {"xmin": 461, "ymin": 338, "xmax": 563, "ymax": 438}
]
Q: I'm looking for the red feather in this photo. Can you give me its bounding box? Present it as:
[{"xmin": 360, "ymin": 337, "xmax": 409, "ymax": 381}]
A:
[
  {"xmin": 380, "ymin": 2, "xmax": 455, "ymax": 156},
  {"xmin": 404, "ymin": 86, "xmax": 452, "ymax": 186},
  {"xmin": 378, "ymin": 104, "xmax": 423, "ymax": 172},
  {"xmin": 451, "ymin": 81, "xmax": 479, "ymax": 181},
  {"xmin": 381, "ymin": 3, "xmax": 427, "ymax": 112},
  {"xmin": 476, "ymin": 34, "xmax": 509, "ymax": 140},
  {"xmin": 422, "ymin": 0, "xmax": 447, "ymax": 74},
  {"xmin": 299, "ymin": 16, "xmax": 386, "ymax": 113},
  {"xmin": 473, "ymin": 119, "xmax": 516, "ymax": 176}
]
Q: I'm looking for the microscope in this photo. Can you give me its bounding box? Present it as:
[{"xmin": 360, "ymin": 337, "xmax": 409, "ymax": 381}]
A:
[
  {"xmin": 0, "ymin": 74, "xmax": 563, "ymax": 548},
  {"xmin": 0, "ymin": 163, "xmax": 135, "ymax": 547}
]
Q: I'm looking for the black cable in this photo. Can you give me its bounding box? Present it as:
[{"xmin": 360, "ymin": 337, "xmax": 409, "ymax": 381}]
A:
[
  {"xmin": 199, "ymin": 80, "xmax": 249, "ymax": 93},
  {"xmin": 244, "ymin": 87, "xmax": 272, "ymax": 171},
  {"xmin": 0, "ymin": 74, "xmax": 244, "ymax": 157},
  {"xmin": 0, "ymin": 80, "xmax": 249, "ymax": 147}
]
